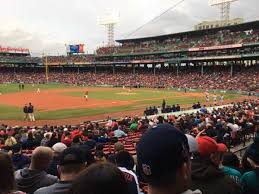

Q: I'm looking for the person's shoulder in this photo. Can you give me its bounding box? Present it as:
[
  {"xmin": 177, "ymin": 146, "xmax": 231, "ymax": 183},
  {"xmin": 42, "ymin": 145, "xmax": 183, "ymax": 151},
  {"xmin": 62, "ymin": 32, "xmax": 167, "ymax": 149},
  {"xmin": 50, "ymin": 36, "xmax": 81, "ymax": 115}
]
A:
[
  {"xmin": 12, "ymin": 191, "xmax": 26, "ymax": 194},
  {"xmin": 34, "ymin": 183, "xmax": 56, "ymax": 194},
  {"xmin": 241, "ymin": 171, "xmax": 256, "ymax": 181},
  {"xmin": 223, "ymin": 166, "xmax": 241, "ymax": 177}
]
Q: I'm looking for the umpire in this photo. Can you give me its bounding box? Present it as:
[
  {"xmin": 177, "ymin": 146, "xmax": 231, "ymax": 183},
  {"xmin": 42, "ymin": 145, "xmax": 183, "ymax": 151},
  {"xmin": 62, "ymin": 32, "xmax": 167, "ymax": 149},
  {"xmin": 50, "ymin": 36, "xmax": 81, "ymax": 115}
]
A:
[
  {"xmin": 28, "ymin": 103, "xmax": 35, "ymax": 122},
  {"xmin": 23, "ymin": 104, "xmax": 29, "ymax": 121}
]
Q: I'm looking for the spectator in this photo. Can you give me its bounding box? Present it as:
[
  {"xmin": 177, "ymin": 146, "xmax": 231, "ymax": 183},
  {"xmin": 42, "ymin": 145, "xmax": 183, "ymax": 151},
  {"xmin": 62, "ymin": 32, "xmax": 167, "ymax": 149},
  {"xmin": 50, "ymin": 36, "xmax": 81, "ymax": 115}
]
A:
[
  {"xmin": 41, "ymin": 132, "xmax": 51, "ymax": 146},
  {"xmin": 107, "ymin": 142, "xmax": 125, "ymax": 163},
  {"xmin": 24, "ymin": 131, "xmax": 36, "ymax": 149},
  {"xmin": 35, "ymin": 147, "xmax": 86, "ymax": 194},
  {"xmin": 114, "ymin": 126, "xmax": 127, "ymax": 138},
  {"xmin": 71, "ymin": 162, "xmax": 130, "ymax": 194},
  {"xmin": 15, "ymin": 146, "xmax": 58, "ymax": 194},
  {"xmin": 48, "ymin": 132, "xmax": 58, "ymax": 147},
  {"xmin": 11, "ymin": 143, "xmax": 31, "ymax": 170},
  {"xmin": 240, "ymin": 137, "xmax": 259, "ymax": 194},
  {"xmin": 222, "ymin": 152, "xmax": 242, "ymax": 184},
  {"xmin": 0, "ymin": 152, "xmax": 25, "ymax": 194},
  {"xmin": 137, "ymin": 124, "xmax": 201, "ymax": 194},
  {"xmin": 185, "ymin": 134, "xmax": 198, "ymax": 158},
  {"xmin": 190, "ymin": 136, "xmax": 241, "ymax": 194},
  {"xmin": 47, "ymin": 142, "xmax": 67, "ymax": 176},
  {"xmin": 5, "ymin": 132, "xmax": 17, "ymax": 148},
  {"xmin": 116, "ymin": 150, "xmax": 140, "ymax": 194}
]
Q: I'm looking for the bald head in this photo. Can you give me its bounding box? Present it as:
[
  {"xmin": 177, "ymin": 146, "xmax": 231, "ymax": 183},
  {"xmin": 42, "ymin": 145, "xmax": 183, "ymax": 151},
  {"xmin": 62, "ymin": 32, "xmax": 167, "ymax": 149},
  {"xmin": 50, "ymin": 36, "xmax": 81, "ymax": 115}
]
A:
[{"xmin": 30, "ymin": 146, "xmax": 53, "ymax": 171}]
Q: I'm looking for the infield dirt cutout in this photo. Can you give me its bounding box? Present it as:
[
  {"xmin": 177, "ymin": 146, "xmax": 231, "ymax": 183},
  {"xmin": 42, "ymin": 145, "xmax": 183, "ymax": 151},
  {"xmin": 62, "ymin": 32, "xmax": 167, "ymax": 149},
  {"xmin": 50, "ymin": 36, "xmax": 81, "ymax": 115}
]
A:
[{"xmin": 0, "ymin": 88, "xmax": 131, "ymax": 112}]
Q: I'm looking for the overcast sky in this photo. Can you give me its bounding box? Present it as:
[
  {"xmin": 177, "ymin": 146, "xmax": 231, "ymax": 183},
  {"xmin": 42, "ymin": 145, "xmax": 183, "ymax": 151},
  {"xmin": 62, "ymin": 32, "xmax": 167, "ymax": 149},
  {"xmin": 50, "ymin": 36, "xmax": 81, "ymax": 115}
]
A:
[{"xmin": 0, "ymin": 0, "xmax": 258, "ymax": 56}]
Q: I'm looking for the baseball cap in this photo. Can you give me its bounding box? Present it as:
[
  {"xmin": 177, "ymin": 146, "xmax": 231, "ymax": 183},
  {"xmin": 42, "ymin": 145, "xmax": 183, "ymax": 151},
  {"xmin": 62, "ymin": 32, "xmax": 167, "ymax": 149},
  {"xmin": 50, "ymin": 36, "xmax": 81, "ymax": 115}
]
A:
[
  {"xmin": 137, "ymin": 124, "xmax": 189, "ymax": 181},
  {"xmin": 52, "ymin": 143, "xmax": 67, "ymax": 153},
  {"xmin": 197, "ymin": 136, "xmax": 227, "ymax": 156},
  {"xmin": 59, "ymin": 147, "xmax": 85, "ymax": 166}
]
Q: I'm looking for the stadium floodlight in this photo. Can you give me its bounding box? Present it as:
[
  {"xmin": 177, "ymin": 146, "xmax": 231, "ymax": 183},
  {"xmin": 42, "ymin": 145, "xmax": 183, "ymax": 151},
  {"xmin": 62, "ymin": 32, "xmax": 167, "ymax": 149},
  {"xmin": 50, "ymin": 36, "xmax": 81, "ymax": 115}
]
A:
[
  {"xmin": 209, "ymin": 0, "xmax": 238, "ymax": 21},
  {"xmin": 98, "ymin": 10, "xmax": 119, "ymax": 46}
]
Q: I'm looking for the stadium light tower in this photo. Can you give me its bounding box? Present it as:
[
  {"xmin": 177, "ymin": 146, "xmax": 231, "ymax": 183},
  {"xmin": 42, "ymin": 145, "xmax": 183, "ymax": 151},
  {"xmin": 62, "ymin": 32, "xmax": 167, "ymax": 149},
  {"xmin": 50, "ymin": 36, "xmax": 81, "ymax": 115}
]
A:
[
  {"xmin": 209, "ymin": 0, "xmax": 238, "ymax": 21},
  {"xmin": 98, "ymin": 10, "xmax": 119, "ymax": 46}
]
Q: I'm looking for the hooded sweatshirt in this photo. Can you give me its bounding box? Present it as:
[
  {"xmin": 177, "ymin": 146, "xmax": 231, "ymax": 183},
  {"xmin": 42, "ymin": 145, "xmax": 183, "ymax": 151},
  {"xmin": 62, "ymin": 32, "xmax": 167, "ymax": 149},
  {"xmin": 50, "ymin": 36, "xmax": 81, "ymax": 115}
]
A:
[
  {"xmin": 15, "ymin": 168, "xmax": 57, "ymax": 194},
  {"xmin": 190, "ymin": 157, "xmax": 241, "ymax": 194}
]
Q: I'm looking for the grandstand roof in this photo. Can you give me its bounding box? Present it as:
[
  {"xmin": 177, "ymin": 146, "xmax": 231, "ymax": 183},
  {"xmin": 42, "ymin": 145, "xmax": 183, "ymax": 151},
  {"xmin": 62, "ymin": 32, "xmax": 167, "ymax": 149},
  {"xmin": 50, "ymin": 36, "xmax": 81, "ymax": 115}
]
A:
[{"xmin": 116, "ymin": 20, "xmax": 259, "ymax": 43}]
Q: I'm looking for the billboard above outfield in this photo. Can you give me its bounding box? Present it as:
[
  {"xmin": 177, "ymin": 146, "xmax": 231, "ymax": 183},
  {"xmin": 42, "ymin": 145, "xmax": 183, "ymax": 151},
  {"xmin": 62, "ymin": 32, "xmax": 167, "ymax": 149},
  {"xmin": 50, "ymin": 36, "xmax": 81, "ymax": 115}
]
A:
[
  {"xmin": 0, "ymin": 47, "xmax": 30, "ymax": 54},
  {"xmin": 66, "ymin": 44, "xmax": 85, "ymax": 54}
]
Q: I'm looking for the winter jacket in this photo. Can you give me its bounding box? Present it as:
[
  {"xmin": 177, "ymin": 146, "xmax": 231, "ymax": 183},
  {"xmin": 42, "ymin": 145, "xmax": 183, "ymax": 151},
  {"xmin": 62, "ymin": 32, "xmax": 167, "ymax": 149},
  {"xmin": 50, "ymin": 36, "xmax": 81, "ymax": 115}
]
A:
[{"xmin": 14, "ymin": 168, "xmax": 57, "ymax": 194}]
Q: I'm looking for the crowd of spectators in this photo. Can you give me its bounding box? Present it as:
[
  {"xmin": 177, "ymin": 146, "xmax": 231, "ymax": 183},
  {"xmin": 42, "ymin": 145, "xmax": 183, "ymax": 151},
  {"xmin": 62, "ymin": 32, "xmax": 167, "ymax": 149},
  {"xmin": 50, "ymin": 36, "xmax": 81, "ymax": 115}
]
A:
[
  {"xmin": 46, "ymin": 55, "xmax": 94, "ymax": 64},
  {"xmin": 96, "ymin": 29, "xmax": 259, "ymax": 55},
  {"xmin": 0, "ymin": 65, "xmax": 257, "ymax": 92},
  {"xmin": 0, "ymin": 99, "xmax": 258, "ymax": 194}
]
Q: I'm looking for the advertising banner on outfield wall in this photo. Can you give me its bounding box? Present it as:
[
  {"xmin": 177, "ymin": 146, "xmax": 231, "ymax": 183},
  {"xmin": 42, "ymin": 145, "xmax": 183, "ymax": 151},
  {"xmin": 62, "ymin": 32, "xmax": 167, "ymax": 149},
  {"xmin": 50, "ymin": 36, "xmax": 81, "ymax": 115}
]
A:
[
  {"xmin": 0, "ymin": 47, "xmax": 30, "ymax": 54},
  {"xmin": 189, "ymin": 44, "xmax": 242, "ymax": 52}
]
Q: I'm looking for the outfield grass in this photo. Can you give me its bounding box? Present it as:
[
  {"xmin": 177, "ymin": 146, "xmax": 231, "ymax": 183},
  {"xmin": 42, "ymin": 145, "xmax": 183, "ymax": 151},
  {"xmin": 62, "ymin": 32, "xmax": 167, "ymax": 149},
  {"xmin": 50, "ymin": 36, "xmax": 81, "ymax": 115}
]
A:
[{"xmin": 0, "ymin": 84, "xmax": 242, "ymax": 121}]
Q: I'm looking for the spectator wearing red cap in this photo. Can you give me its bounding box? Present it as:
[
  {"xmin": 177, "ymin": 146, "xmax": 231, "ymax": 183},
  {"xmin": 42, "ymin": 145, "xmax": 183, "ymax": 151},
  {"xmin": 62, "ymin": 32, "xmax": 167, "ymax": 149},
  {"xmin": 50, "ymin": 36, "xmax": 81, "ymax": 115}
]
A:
[{"xmin": 190, "ymin": 136, "xmax": 241, "ymax": 194}]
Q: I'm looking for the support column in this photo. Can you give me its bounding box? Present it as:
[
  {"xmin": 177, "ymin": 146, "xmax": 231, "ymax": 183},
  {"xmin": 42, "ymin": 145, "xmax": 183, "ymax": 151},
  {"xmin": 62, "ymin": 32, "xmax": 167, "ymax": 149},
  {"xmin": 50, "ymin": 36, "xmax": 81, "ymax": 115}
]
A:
[
  {"xmin": 113, "ymin": 64, "xmax": 115, "ymax": 74},
  {"xmin": 78, "ymin": 66, "xmax": 80, "ymax": 74},
  {"xmin": 153, "ymin": 64, "xmax": 156, "ymax": 76},
  {"xmin": 230, "ymin": 63, "xmax": 233, "ymax": 77},
  {"xmin": 201, "ymin": 63, "xmax": 204, "ymax": 76},
  {"xmin": 133, "ymin": 64, "xmax": 135, "ymax": 74},
  {"xmin": 94, "ymin": 64, "xmax": 97, "ymax": 74},
  {"xmin": 176, "ymin": 63, "xmax": 179, "ymax": 77},
  {"xmin": 62, "ymin": 66, "xmax": 64, "ymax": 74},
  {"xmin": 14, "ymin": 65, "xmax": 16, "ymax": 74}
]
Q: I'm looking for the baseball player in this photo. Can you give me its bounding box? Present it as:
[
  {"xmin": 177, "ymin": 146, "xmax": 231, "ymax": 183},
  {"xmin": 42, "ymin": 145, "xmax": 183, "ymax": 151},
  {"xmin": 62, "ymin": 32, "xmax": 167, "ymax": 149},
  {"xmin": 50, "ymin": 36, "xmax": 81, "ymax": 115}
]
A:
[{"xmin": 84, "ymin": 91, "xmax": 89, "ymax": 101}]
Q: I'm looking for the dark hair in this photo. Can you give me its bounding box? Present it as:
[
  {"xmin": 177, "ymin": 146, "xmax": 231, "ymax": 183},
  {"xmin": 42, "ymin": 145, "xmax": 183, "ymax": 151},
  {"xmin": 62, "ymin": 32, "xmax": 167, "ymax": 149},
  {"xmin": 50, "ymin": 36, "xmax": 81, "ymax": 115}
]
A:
[
  {"xmin": 96, "ymin": 143, "xmax": 104, "ymax": 151},
  {"xmin": 12, "ymin": 143, "xmax": 22, "ymax": 153},
  {"xmin": 60, "ymin": 163, "xmax": 85, "ymax": 174},
  {"xmin": 71, "ymin": 162, "xmax": 129, "ymax": 194},
  {"xmin": 115, "ymin": 150, "xmax": 134, "ymax": 170},
  {"xmin": 0, "ymin": 152, "xmax": 15, "ymax": 194},
  {"xmin": 223, "ymin": 152, "xmax": 240, "ymax": 169}
]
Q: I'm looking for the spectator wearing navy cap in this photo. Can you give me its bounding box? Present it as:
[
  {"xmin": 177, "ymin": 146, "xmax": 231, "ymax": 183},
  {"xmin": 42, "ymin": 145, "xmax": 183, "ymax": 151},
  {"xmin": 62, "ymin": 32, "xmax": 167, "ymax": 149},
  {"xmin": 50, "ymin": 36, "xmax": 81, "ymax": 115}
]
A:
[
  {"xmin": 190, "ymin": 136, "xmax": 241, "ymax": 194},
  {"xmin": 35, "ymin": 147, "xmax": 86, "ymax": 194},
  {"xmin": 137, "ymin": 124, "xmax": 201, "ymax": 194}
]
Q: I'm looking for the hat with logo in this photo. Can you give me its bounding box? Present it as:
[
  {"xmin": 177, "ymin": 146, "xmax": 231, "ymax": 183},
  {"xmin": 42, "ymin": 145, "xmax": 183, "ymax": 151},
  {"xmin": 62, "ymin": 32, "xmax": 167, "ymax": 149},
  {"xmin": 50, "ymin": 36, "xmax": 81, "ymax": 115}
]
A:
[{"xmin": 137, "ymin": 124, "xmax": 189, "ymax": 181}]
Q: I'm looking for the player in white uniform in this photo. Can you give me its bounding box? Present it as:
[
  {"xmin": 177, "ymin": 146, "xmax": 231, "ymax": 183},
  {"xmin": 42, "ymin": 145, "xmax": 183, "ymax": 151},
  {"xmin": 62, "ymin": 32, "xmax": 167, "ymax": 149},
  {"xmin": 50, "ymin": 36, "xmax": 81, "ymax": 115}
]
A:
[
  {"xmin": 213, "ymin": 94, "xmax": 217, "ymax": 104},
  {"xmin": 205, "ymin": 92, "xmax": 209, "ymax": 102},
  {"xmin": 36, "ymin": 88, "xmax": 41, "ymax": 93},
  {"xmin": 84, "ymin": 91, "xmax": 88, "ymax": 101},
  {"xmin": 220, "ymin": 94, "xmax": 224, "ymax": 104}
]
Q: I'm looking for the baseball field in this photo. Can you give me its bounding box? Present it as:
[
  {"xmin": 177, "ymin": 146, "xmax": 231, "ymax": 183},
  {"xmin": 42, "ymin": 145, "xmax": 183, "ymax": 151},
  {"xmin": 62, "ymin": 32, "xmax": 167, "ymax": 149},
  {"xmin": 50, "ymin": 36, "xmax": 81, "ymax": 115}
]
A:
[{"xmin": 0, "ymin": 83, "xmax": 244, "ymax": 126}]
